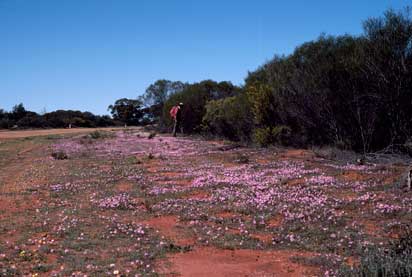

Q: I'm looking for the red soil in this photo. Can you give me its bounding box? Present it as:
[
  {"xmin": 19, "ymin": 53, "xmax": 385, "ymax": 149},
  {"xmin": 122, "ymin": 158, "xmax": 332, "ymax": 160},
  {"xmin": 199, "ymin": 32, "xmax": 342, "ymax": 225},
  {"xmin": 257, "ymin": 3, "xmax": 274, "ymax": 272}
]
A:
[
  {"xmin": 141, "ymin": 215, "xmax": 196, "ymax": 246},
  {"xmin": 287, "ymin": 178, "xmax": 305, "ymax": 186},
  {"xmin": 339, "ymin": 171, "xmax": 369, "ymax": 182},
  {"xmin": 267, "ymin": 215, "xmax": 283, "ymax": 228},
  {"xmin": 250, "ymin": 233, "xmax": 273, "ymax": 244},
  {"xmin": 281, "ymin": 149, "xmax": 315, "ymax": 160},
  {"xmin": 157, "ymin": 247, "xmax": 319, "ymax": 277},
  {"xmin": 182, "ymin": 190, "xmax": 210, "ymax": 200},
  {"xmin": 216, "ymin": 211, "xmax": 236, "ymax": 218},
  {"xmin": 361, "ymin": 220, "xmax": 380, "ymax": 236},
  {"xmin": 115, "ymin": 181, "xmax": 133, "ymax": 192}
]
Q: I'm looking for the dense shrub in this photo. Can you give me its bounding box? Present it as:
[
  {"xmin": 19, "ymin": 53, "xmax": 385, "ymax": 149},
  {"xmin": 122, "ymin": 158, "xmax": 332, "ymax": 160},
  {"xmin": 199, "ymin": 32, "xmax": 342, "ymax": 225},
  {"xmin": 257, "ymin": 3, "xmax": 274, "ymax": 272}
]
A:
[
  {"xmin": 162, "ymin": 80, "xmax": 241, "ymax": 134},
  {"xmin": 253, "ymin": 126, "xmax": 291, "ymax": 147},
  {"xmin": 17, "ymin": 114, "xmax": 47, "ymax": 128},
  {"xmin": 0, "ymin": 119, "xmax": 10, "ymax": 129},
  {"xmin": 245, "ymin": 8, "xmax": 412, "ymax": 152},
  {"xmin": 202, "ymin": 94, "xmax": 253, "ymax": 141},
  {"xmin": 154, "ymin": 8, "xmax": 412, "ymax": 153}
]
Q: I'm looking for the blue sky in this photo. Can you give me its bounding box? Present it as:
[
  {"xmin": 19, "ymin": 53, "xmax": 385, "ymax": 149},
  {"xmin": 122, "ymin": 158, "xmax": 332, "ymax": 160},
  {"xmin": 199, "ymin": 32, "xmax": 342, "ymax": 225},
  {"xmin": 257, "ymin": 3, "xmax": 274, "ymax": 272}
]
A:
[{"xmin": 0, "ymin": 0, "xmax": 410, "ymax": 115}]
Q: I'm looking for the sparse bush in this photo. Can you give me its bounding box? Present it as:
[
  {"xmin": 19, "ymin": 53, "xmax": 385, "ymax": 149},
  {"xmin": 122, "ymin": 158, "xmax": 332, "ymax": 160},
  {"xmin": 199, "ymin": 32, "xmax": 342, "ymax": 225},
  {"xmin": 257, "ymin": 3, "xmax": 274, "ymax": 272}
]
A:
[
  {"xmin": 338, "ymin": 227, "xmax": 412, "ymax": 276},
  {"xmin": 79, "ymin": 137, "xmax": 93, "ymax": 145},
  {"xmin": 312, "ymin": 146, "xmax": 358, "ymax": 162},
  {"xmin": 126, "ymin": 156, "xmax": 142, "ymax": 164},
  {"xmin": 88, "ymin": 130, "xmax": 113, "ymax": 139},
  {"xmin": 89, "ymin": 130, "xmax": 103, "ymax": 139},
  {"xmin": 234, "ymin": 153, "xmax": 250, "ymax": 164}
]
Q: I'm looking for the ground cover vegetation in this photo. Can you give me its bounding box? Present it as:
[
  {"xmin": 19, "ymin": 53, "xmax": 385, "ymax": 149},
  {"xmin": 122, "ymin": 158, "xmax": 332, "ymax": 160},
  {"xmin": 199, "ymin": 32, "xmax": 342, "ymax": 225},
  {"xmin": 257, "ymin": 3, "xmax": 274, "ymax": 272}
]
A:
[{"xmin": 1, "ymin": 128, "xmax": 411, "ymax": 276}]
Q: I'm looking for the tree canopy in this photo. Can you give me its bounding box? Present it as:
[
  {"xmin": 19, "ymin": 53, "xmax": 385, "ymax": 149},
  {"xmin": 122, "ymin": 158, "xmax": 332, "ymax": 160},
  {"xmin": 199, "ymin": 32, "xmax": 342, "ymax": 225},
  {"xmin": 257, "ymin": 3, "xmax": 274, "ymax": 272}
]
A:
[{"xmin": 108, "ymin": 98, "xmax": 144, "ymax": 126}]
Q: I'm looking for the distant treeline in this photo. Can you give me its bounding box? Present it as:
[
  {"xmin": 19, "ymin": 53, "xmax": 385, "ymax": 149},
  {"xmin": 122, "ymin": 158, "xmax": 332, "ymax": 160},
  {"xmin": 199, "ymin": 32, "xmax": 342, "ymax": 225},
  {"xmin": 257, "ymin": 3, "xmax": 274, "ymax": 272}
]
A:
[
  {"xmin": 125, "ymin": 7, "xmax": 411, "ymax": 153},
  {"xmin": 0, "ymin": 103, "xmax": 116, "ymax": 129}
]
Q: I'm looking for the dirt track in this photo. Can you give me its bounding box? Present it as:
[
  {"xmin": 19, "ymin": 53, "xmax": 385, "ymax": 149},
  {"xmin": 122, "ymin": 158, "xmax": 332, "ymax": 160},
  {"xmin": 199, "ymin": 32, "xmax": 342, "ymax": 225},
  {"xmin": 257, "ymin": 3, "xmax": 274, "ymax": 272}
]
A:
[{"xmin": 0, "ymin": 127, "xmax": 118, "ymax": 139}]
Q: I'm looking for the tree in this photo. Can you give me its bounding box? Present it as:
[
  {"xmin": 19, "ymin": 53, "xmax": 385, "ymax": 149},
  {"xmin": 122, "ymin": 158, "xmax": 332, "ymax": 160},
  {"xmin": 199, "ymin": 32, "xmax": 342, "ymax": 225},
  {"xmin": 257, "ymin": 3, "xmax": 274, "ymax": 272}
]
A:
[
  {"xmin": 139, "ymin": 80, "xmax": 186, "ymax": 122},
  {"xmin": 242, "ymin": 7, "xmax": 412, "ymax": 151},
  {"xmin": 11, "ymin": 103, "xmax": 27, "ymax": 121},
  {"xmin": 0, "ymin": 109, "xmax": 8, "ymax": 129},
  {"xmin": 108, "ymin": 98, "xmax": 143, "ymax": 126}
]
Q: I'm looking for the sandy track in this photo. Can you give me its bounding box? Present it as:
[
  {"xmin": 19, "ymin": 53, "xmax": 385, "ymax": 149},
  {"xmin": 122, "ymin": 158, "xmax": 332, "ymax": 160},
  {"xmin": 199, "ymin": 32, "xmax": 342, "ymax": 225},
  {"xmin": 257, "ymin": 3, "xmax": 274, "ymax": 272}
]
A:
[{"xmin": 0, "ymin": 127, "xmax": 120, "ymax": 139}]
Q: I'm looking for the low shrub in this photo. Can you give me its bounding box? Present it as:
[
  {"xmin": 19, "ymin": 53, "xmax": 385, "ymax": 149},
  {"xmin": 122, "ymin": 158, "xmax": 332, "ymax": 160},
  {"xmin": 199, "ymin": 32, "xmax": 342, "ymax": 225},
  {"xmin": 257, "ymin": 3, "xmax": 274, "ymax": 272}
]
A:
[
  {"xmin": 234, "ymin": 153, "xmax": 250, "ymax": 164},
  {"xmin": 88, "ymin": 130, "xmax": 113, "ymax": 139},
  {"xmin": 338, "ymin": 227, "xmax": 412, "ymax": 276},
  {"xmin": 51, "ymin": 151, "xmax": 68, "ymax": 160},
  {"xmin": 90, "ymin": 131, "xmax": 102, "ymax": 139},
  {"xmin": 312, "ymin": 146, "xmax": 358, "ymax": 163}
]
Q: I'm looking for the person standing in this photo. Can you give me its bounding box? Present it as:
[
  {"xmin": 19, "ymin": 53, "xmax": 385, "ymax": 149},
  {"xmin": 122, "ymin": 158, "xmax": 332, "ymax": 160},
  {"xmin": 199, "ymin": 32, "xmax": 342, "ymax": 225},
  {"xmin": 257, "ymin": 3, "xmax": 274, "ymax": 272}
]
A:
[{"xmin": 170, "ymin": 102, "xmax": 184, "ymax": 137}]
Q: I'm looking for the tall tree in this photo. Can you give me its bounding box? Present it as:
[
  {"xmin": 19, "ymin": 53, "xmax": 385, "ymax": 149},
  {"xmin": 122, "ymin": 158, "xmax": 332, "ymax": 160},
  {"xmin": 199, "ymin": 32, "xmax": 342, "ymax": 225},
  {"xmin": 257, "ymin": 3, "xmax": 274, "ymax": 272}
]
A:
[
  {"xmin": 11, "ymin": 103, "xmax": 27, "ymax": 121},
  {"xmin": 108, "ymin": 98, "xmax": 143, "ymax": 126},
  {"xmin": 140, "ymin": 80, "xmax": 186, "ymax": 122}
]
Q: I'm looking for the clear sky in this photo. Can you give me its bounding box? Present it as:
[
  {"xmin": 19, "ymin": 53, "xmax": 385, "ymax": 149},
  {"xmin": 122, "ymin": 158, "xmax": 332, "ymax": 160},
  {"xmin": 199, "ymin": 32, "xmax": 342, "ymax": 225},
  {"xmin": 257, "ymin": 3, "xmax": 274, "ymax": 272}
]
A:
[{"xmin": 0, "ymin": 0, "xmax": 410, "ymax": 115}]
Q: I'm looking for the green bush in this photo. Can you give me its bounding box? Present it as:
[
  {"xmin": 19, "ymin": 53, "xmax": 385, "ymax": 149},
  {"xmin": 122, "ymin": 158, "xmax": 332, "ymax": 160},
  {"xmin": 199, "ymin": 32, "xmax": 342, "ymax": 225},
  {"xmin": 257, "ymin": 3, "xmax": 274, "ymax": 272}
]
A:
[
  {"xmin": 253, "ymin": 126, "xmax": 291, "ymax": 147},
  {"xmin": 244, "ymin": 8, "xmax": 412, "ymax": 152},
  {"xmin": 202, "ymin": 94, "xmax": 253, "ymax": 141},
  {"xmin": 161, "ymin": 80, "xmax": 241, "ymax": 134}
]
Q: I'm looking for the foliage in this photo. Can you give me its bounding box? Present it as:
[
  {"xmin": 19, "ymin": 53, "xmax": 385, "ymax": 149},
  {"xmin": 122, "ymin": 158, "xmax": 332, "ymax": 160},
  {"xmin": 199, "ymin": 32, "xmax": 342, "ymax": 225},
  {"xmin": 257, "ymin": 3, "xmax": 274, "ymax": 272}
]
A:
[
  {"xmin": 139, "ymin": 79, "xmax": 186, "ymax": 123},
  {"xmin": 246, "ymin": 82, "xmax": 280, "ymax": 127},
  {"xmin": 10, "ymin": 103, "xmax": 28, "ymax": 121},
  {"xmin": 0, "ymin": 104, "xmax": 116, "ymax": 129},
  {"xmin": 244, "ymin": 7, "xmax": 412, "ymax": 152},
  {"xmin": 162, "ymin": 80, "xmax": 241, "ymax": 133},
  {"xmin": 202, "ymin": 94, "xmax": 253, "ymax": 141},
  {"xmin": 253, "ymin": 126, "xmax": 291, "ymax": 147},
  {"xmin": 107, "ymin": 98, "xmax": 144, "ymax": 126}
]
